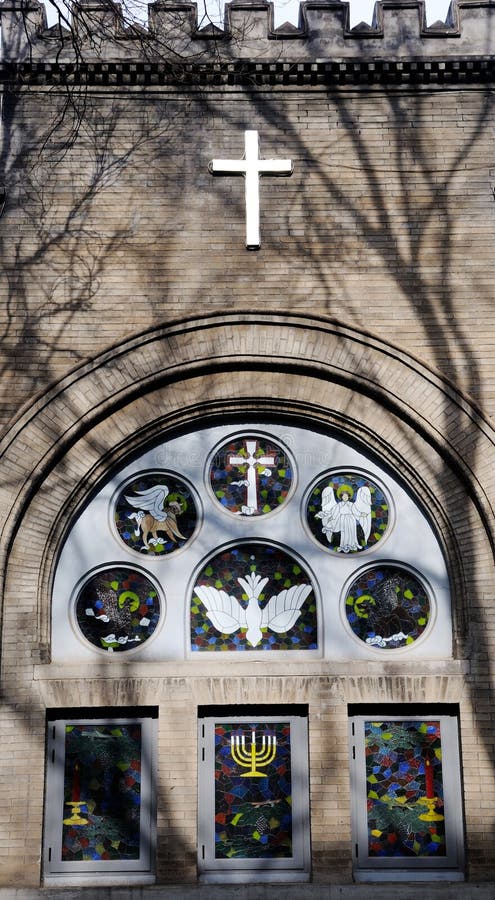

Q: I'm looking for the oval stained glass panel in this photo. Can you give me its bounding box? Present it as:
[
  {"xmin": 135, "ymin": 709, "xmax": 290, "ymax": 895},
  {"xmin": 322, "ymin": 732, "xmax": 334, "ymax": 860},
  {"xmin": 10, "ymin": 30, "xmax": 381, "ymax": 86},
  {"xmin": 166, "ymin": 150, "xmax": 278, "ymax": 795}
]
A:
[
  {"xmin": 209, "ymin": 436, "xmax": 293, "ymax": 516},
  {"xmin": 306, "ymin": 471, "xmax": 389, "ymax": 554},
  {"xmin": 344, "ymin": 565, "xmax": 430, "ymax": 649},
  {"xmin": 75, "ymin": 567, "xmax": 161, "ymax": 652},
  {"xmin": 191, "ymin": 543, "xmax": 317, "ymax": 651},
  {"xmin": 114, "ymin": 472, "xmax": 197, "ymax": 556}
]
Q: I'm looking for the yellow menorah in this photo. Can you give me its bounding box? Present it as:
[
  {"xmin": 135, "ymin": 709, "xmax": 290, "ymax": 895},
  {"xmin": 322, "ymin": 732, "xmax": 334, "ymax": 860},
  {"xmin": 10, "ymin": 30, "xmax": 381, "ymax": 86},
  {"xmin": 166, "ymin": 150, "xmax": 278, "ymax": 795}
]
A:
[{"xmin": 230, "ymin": 730, "xmax": 277, "ymax": 777}]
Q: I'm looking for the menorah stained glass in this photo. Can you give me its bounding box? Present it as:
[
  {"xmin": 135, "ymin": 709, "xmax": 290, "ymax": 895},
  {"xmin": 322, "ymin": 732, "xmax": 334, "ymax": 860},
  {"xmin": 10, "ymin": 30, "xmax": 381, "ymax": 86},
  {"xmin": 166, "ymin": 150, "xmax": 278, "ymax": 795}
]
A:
[
  {"xmin": 75, "ymin": 567, "xmax": 161, "ymax": 652},
  {"xmin": 191, "ymin": 543, "xmax": 317, "ymax": 651},
  {"xmin": 214, "ymin": 722, "xmax": 292, "ymax": 859},
  {"xmin": 62, "ymin": 723, "xmax": 142, "ymax": 862},
  {"xmin": 209, "ymin": 435, "xmax": 293, "ymax": 516},
  {"xmin": 344, "ymin": 565, "xmax": 430, "ymax": 649}
]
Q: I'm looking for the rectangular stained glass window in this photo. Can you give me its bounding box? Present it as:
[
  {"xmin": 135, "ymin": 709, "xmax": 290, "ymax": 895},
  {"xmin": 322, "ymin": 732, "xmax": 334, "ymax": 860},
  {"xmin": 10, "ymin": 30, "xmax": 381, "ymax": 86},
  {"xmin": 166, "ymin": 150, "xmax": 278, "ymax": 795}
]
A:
[
  {"xmin": 44, "ymin": 714, "xmax": 156, "ymax": 884},
  {"xmin": 349, "ymin": 711, "xmax": 464, "ymax": 880},
  {"xmin": 198, "ymin": 713, "xmax": 310, "ymax": 883}
]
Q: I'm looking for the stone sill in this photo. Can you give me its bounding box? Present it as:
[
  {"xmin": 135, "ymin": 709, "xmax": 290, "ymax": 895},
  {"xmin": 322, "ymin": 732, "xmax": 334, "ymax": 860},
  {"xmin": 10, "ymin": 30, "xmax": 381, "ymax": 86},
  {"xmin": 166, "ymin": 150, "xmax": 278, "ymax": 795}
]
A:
[{"xmin": 34, "ymin": 658, "xmax": 470, "ymax": 680}]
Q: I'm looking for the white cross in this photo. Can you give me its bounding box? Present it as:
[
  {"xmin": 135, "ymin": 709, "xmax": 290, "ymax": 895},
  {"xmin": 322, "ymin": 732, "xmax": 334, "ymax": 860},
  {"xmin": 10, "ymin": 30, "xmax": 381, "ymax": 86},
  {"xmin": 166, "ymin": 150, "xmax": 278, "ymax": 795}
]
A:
[
  {"xmin": 229, "ymin": 440, "xmax": 276, "ymax": 514},
  {"xmin": 209, "ymin": 130, "xmax": 293, "ymax": 250}
]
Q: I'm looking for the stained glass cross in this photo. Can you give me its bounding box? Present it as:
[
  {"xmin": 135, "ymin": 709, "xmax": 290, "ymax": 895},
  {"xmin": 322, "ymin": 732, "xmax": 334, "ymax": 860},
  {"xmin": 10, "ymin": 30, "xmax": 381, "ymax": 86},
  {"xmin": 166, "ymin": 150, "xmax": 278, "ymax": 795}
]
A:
[
  {"xmin": 209, "ymin": 130, "xmax": 293, "ymax": 249},
  {"xmin": 228, "ymin": 439, "xmax": 275, "ymax": 514}
]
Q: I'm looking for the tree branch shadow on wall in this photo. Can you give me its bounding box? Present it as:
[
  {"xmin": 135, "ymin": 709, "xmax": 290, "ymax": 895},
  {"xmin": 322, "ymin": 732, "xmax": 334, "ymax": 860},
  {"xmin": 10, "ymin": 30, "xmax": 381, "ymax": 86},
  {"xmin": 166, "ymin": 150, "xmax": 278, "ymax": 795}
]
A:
[{"xmin": 0, "ymin": 18, "xmax": 495, "ymax": 883}]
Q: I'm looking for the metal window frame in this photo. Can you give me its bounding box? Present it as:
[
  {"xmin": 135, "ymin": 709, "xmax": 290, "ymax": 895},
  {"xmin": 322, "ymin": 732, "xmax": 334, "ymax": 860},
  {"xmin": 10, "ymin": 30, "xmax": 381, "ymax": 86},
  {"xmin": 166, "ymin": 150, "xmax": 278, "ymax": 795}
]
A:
[
  {"xmin": 349, "ymin": 712, "xmax": 464, "ymax": 881},
  {"xmin": 44, "ymin": 716, "xmax": 157, "ymax": 884},
  {"xmin": 198, "ymin": 713, "xmax": 310, "ymax": 883}
]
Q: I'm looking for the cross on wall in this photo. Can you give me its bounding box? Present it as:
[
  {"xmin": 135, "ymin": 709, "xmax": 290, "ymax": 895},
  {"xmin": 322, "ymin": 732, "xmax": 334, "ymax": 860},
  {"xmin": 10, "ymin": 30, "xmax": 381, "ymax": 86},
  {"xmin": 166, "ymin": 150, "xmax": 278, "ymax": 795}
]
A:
[{"xmin": 209, "ymin": 130, "xmax": 293, "ymax": 250}]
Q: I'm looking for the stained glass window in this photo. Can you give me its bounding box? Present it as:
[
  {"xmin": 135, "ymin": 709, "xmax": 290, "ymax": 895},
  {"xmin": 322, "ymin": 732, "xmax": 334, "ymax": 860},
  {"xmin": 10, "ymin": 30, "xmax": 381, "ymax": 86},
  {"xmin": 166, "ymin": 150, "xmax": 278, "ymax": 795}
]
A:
[
  {"xmin": 190, "ymin": 543, "xmax": 317, "ymax": 652},
  {"xmin": 44, "ymin": 714, "xmax": 156, "ymax": 881},
  {"xmin": 62, "ymin": 724, "xmax": 142, "ymax": 862},
  {"xmin": 198, "ymin": 713, "xmax": 310, "ymax": 881},
  {"xmin": 214, "ymin": 722, "xmax": 292, "ymax": 860},
  {"xmin": 344, "ymin": 565, "xmax": 430, "ymax": 649},
  {"xmin": 306, "ymin": 471, "xmax": 389, "ymax": 554},
  {"xmin": 209, "ymin": 435, "xmax": 293, "ymax": 516},
  {"xmin": 349, "ymin": 712, "xmax": 464, "ymax": 877},
  {"xmin": 114, "ymin": 472, "xmax": 197, "ymax": 555},
  {"xmin": 75, "ymin": 567, "xmax": 162, "ymax": 653}
]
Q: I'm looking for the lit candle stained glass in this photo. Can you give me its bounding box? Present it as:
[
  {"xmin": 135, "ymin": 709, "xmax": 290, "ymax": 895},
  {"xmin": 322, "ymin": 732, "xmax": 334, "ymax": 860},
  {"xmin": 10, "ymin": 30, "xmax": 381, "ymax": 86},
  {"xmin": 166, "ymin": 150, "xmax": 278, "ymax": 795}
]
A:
[
  {"xmin": 365, "ymin": 720, "xmax": 446, "ymax": 857},
  {"xmin": 62, "ymin": 723, "xmax": 142, "ymax": 862}
]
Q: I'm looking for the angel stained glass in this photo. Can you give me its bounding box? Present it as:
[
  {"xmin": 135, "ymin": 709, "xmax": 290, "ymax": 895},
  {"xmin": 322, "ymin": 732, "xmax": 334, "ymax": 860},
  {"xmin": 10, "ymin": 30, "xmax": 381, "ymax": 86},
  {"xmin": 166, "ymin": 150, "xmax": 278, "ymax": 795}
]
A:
[{"xmin": 307, "ymin": 472, "xmax": 389, "ymax": 554}]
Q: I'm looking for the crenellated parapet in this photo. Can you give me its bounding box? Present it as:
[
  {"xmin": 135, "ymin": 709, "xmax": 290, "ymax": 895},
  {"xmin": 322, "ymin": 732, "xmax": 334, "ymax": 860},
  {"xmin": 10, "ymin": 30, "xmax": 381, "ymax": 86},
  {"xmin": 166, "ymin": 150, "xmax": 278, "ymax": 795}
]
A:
[{"xmin": 2, "ymin": 0, "xmax": 495, "ymax": 82}]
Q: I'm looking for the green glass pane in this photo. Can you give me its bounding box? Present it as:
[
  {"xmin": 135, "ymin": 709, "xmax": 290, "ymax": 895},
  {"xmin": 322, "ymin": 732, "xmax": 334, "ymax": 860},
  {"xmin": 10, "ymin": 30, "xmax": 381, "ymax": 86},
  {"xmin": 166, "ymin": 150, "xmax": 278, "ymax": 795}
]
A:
[
  {"xmin": 62, "ymin": 723, "xmax": 142, "ymax": 862},
  {"xmin": 365, "ymin": 720, "xmax": 446, "ymax": 858}
]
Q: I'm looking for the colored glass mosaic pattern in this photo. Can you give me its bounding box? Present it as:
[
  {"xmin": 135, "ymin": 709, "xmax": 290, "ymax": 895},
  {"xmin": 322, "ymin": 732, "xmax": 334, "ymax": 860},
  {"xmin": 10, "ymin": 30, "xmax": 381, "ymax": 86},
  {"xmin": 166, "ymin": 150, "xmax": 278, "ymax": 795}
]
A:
[
  {"xmin": 75, "ymin": 567, "xmax": 161, "ymax": 652},
  {"xmin": 365, "ymin": 720, "xmax": 446, "ymax": 858},
  {"xmin": 209, "ymin": 435, "xmax": 293, "ymax": 516},
  {"xmin": 62, "ymin": 723, "xmax": 142, "ymax": 862},
  {"xmin": 307, "ymin": 472, "xmax": 389, "ymax": 553},
  {"xmin": 115, "ymin": 472, "xmax": 197, "ymax": 555},
  {"xmin": 191, "ymin": 543, "xmax": 317, "ymax": 651},
  {"xmin": 345, "ymin": 565, "xmax": 430, "ymax": 649},
  {"xmin": 214, "ymin": 722, "xmax": 292, "ymax": 859}
]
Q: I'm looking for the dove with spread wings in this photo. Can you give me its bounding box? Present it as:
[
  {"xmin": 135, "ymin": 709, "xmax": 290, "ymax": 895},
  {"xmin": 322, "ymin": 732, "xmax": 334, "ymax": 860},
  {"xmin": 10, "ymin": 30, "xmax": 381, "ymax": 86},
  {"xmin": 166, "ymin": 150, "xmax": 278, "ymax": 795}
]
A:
[
  {"xmin": 125, "ymin": 484, "xmax": 186, "ymax": 549},
  {"xmin": 194, "ymin": 572, "xmax": 312, "ymax": 647}
]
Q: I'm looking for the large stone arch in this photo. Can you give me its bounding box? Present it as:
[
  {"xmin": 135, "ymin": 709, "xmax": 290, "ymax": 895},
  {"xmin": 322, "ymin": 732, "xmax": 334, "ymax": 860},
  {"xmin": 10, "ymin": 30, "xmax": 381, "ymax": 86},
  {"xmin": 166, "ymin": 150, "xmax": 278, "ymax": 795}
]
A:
[{"xmin": 1, "ymin": 311, "xmax": 493, "ymax": 660}]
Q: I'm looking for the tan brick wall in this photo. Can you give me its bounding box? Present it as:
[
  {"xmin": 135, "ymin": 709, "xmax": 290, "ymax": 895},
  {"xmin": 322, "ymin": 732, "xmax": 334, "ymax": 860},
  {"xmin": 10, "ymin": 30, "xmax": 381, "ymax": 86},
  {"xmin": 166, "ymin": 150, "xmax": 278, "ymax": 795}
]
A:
[{"xmin": 1, "ymin": 33, "xmax": 495, "ymax": 890}]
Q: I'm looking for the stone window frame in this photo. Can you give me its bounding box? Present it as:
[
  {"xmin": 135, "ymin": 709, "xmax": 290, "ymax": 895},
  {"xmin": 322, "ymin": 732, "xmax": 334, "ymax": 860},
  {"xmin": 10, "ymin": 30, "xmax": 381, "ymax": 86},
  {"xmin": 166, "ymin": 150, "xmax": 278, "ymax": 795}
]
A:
[
  {"xmin": 348, "ymin": 705, "xmax": 464, "ymax": 882},
  {"xmin": 197, "ymin": 707, "xmax": 311, "ymax": 883},
  {"xmin": 51, "ymin": 421, "xmax": 452, "ymax": 664},
  {"xmin": 43, "ymin": 709, "xmax": 157, "ymax": 886}
]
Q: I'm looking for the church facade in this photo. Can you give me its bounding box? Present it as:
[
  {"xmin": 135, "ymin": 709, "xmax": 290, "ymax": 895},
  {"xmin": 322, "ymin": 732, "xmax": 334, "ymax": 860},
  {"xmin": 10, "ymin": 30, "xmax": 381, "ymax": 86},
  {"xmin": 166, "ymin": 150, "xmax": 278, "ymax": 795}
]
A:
[{"xmin": 0, "ymin": 0, "xmax": 495, "ymax": 895}]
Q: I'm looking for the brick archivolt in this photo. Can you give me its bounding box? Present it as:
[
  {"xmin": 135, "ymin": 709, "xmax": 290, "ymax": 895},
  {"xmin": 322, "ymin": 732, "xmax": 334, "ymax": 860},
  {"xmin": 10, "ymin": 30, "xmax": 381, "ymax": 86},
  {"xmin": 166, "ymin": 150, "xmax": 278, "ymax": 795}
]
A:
[{"xmin": 0, "ymin": 312, "xmax": 492, "ymax": 655}]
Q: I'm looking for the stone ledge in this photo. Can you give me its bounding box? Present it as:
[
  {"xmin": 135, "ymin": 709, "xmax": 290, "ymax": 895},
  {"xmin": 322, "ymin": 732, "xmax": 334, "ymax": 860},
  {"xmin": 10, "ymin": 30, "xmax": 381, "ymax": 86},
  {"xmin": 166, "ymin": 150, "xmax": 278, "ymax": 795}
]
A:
[{"xmin": 0, "ymin": 882, "xmax": 493, "ymax": 899}]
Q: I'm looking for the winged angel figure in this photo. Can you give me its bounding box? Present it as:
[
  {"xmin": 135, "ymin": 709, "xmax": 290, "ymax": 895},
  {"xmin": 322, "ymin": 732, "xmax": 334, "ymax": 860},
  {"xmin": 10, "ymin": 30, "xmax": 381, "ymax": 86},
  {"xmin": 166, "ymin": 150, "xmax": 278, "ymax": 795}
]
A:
[
  {"xmin": 315, "ymin": 484, "xmax": 372, "ymax": 552},
  {"xmin": 125, "ymin": 484, "xmax": 186, "ymax": 549},
  {"xmin": 194, "ymin": 572, "xmax": 312, "ymax": 647}
]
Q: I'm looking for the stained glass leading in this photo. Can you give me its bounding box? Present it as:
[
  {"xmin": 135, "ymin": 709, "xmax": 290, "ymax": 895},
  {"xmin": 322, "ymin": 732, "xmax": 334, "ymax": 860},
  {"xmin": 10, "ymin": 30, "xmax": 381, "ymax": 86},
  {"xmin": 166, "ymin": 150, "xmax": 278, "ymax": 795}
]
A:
[
  {"xmin": 209, "ymin": 435, "xmax": 293, "ymax": 516},
  {"xmin": 306, "ymin": 472, "xmax": 389, "ymax": 553},
  {"xmin": 191, "ymin": 543, "xmax": 317, "ymax": 651},
  {"xmin": 345, "ymin": 565, "xmax": 430, "ymax": 649},
  {"xmin": 114, "ymin": 472, "xmax": 197, "ymax": 555},
  {"xmin": 62, "ymin": 723, "xmax": 142, "ymax": 862},
  {"xmin": 75, "ymin": 567, "xmax": 161, "ymax": 652},
  {"xmin": 364, "ymin": 720, "xmax": 446, "ymax": 858},
  {"xmin": 214, "ymin": 722, "xmax": 292, "ymax": 859}
]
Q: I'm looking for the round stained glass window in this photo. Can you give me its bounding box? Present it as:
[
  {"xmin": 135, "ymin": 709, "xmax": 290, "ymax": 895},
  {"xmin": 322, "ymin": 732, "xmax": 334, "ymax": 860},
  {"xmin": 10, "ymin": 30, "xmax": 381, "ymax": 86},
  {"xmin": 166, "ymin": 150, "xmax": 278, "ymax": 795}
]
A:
[
  {"xmin": 191, "ymin": 542, "xmax": 317, "ymax": 651},
  {"xmin": 114, "ymin": 472, "xmax": 198, "ymax": 556},
  {"xmin": 75, "ymin": 567, "xmax": 161, "ymax": 652},
  {"xmin": 209, "ymin": 435, "xmax": 293, "ymax": 516},
  {"xmin": 344, "ymin": 565, "xmax": 430, "ymax": 649},
  {"xmin": 306, "ymin": 471, "xmax": 390, "ymax": 554}
]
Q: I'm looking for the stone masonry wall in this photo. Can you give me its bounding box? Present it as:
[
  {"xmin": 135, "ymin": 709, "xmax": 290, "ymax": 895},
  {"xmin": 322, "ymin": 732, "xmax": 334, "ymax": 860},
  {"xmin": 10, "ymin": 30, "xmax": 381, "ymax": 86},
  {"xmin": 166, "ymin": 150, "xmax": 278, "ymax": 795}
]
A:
[{"xmin": 1, "ymin": 0, "xmax": 495, "ymax": 893}]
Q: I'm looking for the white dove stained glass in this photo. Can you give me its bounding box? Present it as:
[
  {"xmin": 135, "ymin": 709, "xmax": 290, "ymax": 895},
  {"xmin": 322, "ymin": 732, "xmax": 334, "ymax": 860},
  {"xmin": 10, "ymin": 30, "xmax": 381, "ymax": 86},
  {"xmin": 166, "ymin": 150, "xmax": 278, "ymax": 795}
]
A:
[{"xmin": 191, "ymin": 544, "xmax": 317, "ymax": 651}]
